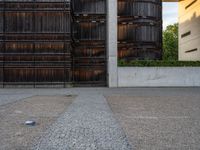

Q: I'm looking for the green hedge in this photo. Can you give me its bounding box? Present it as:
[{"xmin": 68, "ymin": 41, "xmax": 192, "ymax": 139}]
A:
[{"xmin": 118, "ymin": 60, "xmax": 200, "ymax": 67}]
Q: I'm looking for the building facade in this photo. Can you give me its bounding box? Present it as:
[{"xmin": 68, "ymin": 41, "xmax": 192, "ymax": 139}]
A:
[
  {"xmin": 0, "ymin": 0, "xmax": 163, "ymax": 87},
  {"xmin": 178, "ymin": 0, "xmax": 200, "ymax": 61}
]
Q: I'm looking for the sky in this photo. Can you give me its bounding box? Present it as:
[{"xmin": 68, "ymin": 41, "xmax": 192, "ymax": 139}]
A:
[{"xmin": 163, "ymin": 2, "xmax": 178, "ymax": 30}]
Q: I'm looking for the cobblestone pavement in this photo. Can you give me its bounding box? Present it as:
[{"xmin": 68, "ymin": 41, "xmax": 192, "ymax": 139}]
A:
[{"xmin": 34, "ymin": 94, "xmax": 132, "ymax": 150}]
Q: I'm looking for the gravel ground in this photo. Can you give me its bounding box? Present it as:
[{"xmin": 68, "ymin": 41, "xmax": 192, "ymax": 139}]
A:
[
  {"xmin": 0, "ymin": 94, "xmax": 34, "ymax": 106},
  {"xmin": 34, "ymin": 94, "xmax": 132, "ymax": 150},
  {"xmin": 0, "ymin": 95, "xmax": 74, "ymax": 150},
  {"xmin": 1, "ymin": 88, "xmax": 200, "ymax": 150},
  {"xmin": 107, "ymin": 95, "xmax": 200, "ymax": 150}
]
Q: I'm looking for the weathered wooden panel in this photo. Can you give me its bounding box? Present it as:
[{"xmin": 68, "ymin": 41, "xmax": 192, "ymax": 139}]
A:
[
  {"xmin": 0, "ymin": 60, "xmax": 2, "ymax": 86},
  {"xmin": 72, "ymin": 0, "xmax": 107, "ymax": 86},
  {"xmin": 74, "ymin": 22, "xmax": 106, "ymax": 40},
  {"xmin": 118, "ymin": 0, "xmax": 162, "ymax": 60},
  {"xmin": 34, "ymin": 12, "xmax": 70, "ymax": 33},
  {"xmin": 1, "ymin": 0, "xmax": 107, "ymax": 87},
  {"xmin": 118, "ymin": 0, "xmax": 161, "ymax": 18},
  {"xmin": 4, "ymin": 68, "xmax": 35, "ymax": 83},
  {"xmin": 1, "ymin": 0, "xmax": 71, "ymax": 86},
  {"xmin": 118, "ymin": 25, "xmax": 160, "ymax": 42},
  {"xmin": 72, "ymin": 0, "xmax": 106, "ymax": 14},
  {"xmin": 73, "ymin": 68, "xmax": 106, "ymax": 86},
  {"xmin": 35, "ymin": 68, "xmax": 69, "ymax": 83}
]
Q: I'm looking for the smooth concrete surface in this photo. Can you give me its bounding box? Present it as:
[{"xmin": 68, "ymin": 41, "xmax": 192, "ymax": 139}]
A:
[
  {"xmin": 107, "ymin": 0, "xmax": 118, "ymax": 87},
  {"xmin": 179, "ymin": 0, "xmax": 200, "ymax": 18},
  {"xmin": 108, "ymin": 56, "xmax": 118, "ymax": 87},
  {"xmin": 179, "ymin": 37, "xmax": 200, "ymax": 61},
  {"xmin": 179, "ymin": 0, "xmax": 200, "ymax": 61},
  {"xmin": 118, "ymin": 67, "xmax": 200, "ymax": 87}
]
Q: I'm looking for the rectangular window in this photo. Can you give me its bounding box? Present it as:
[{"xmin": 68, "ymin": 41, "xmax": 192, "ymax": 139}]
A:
[
  {"xmin": 181, "ymin": 31, "xmax": 191, "ymax": 38},
  {"xmin": 185, "ymin": 48, "xmax": 198, "ymax": 53},
  {"xmin": 185, "ymin": 0, "xmax": 197, "ymax": 9}
]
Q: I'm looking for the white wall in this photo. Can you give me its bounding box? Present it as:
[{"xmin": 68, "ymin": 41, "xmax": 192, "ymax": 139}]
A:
[
  {"xmin": 118, "ymin": 67, "xmax": 200, "ymax": 87},
  {"xmin": 179, "ymin": 0, "xmax": 200, "ymax": 60}
]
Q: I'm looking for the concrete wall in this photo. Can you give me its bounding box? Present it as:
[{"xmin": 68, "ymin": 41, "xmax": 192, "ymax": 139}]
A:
[
  {"xmin": 107, "ymin": 0, "xmax": 118, "ymax": 87},
  {"xmin": 118, "ymin": 67, "xmax": 200, "ymax": 87},
  {"xmin": 179, "ymin": 0, "xmax": 200, "ymax": 61},
  {"xmin": 106, "ymin": 0, "xmax": 200, "ymax": 87}
]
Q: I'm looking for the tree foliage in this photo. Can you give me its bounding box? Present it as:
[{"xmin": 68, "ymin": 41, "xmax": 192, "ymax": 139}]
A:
[{"xmin": 163, "ymin": 23, "xmax": 178, "ymax": 60}]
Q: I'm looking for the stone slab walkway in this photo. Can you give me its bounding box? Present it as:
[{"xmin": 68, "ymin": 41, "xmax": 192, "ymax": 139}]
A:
[{"xmin": 34, "ymin": 94, "xmax": 132, "ymax": 150}]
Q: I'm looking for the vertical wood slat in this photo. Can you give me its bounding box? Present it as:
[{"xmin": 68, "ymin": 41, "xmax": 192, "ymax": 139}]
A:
[
  {"xmin": 1, "ymin": 0, "xmax": 108, "ymax": 87},
  {"xmin": 0, "ymin": 1, "xmax": 3, "ymax": 86},
  {"xmin": 33, "ymin": 0, "xmax": 36, "ymax": 87},
  {"xmin": 2, "ymin": 0, "xmax": 5, "ymax": 87},
  {"xmin": 2, "ymin": 0, "xmax": 71, "ymax": 87},
  {"xmin": 71, "ymin": 0, "xmax": 107, "ymax": 86},
  {"xmin": 118, "ymin": 0, "xmax": 162, "ymax": 60}
]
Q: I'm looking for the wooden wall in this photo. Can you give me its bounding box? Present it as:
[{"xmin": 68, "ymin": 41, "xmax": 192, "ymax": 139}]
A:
[
  {"xmin": 0, "ymin": 0, "xmax": 71, "ymax": 87},
  {"xmin": 72, "ymin": 0, "xmax": 107, "ymax": 86},
  {"xmin": 0, "ymin": 0, "xmax": 163, "ymax": 87},
  {"xmin": 1, "ymin": 0, "xmax": 107, "ymax": 87},
  {"xmin": 118, "ymin": 0, "xmax": 162, "ymax": 60}
]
